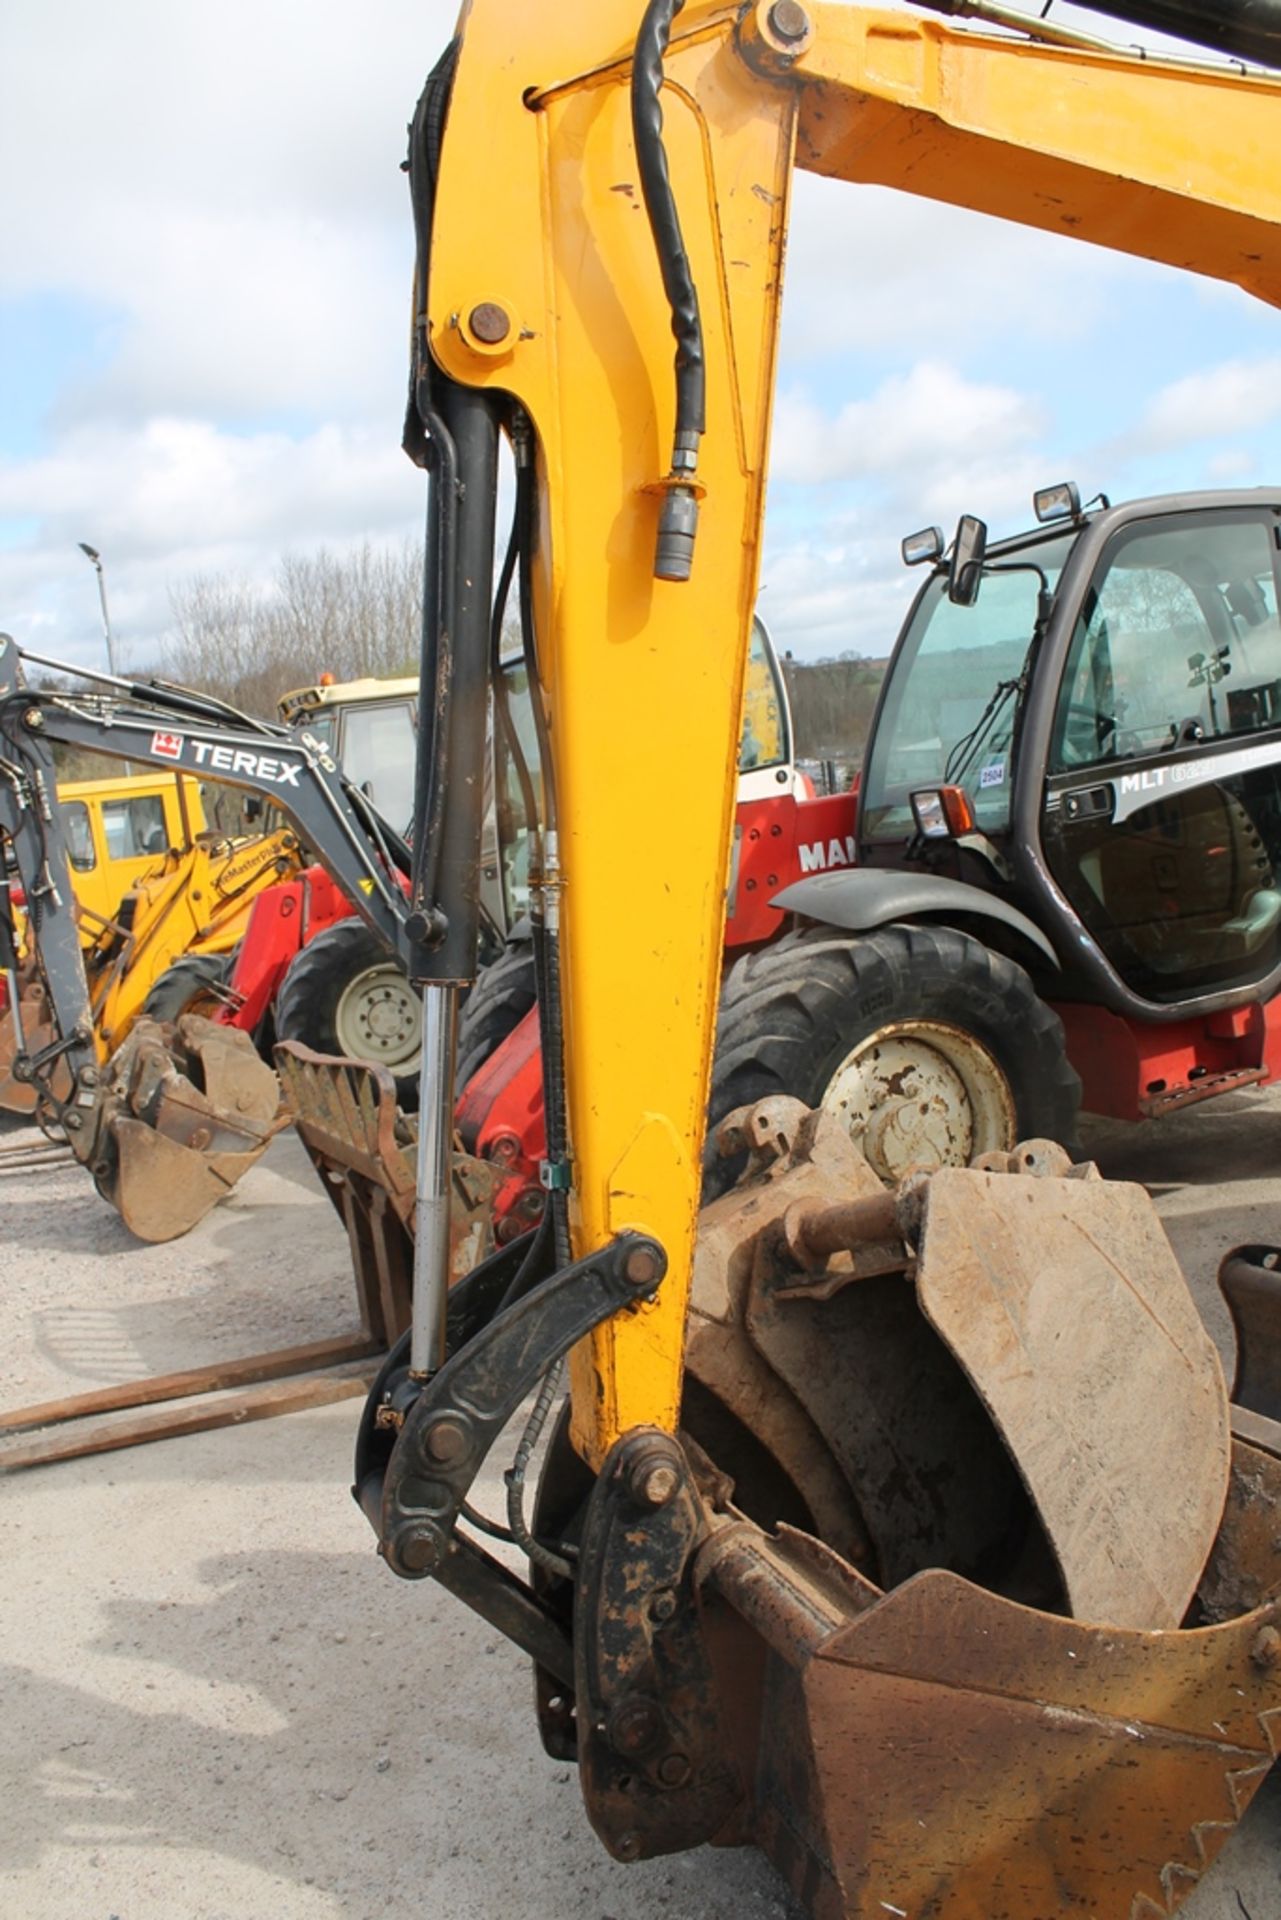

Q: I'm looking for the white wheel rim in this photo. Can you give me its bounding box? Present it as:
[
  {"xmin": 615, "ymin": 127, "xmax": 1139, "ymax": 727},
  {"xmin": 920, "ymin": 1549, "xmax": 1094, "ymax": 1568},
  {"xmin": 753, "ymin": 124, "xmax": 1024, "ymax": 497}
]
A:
[
  {"xmin": 333, "ymin": 965, "xmax": 421, "ymax": 1071},
  {"xmin": 822, "ymin": 1019, "xmax": 1016, "ymax": 1182}
]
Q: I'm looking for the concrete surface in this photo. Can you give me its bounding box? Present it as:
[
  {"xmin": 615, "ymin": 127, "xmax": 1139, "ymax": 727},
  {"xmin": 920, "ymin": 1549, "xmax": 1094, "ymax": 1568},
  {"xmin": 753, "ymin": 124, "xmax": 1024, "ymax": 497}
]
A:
[{"xmin": 2, "ymin": 1098, "xmax": 1280, "ymax": 1919}]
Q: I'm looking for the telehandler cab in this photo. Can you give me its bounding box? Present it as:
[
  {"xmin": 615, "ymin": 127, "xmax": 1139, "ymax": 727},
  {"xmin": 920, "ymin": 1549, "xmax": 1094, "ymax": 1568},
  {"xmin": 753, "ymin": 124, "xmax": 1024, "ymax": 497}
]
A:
[{"xmin": 323, "ymin": 2, "xmax": 1281, "ymax": 1916}]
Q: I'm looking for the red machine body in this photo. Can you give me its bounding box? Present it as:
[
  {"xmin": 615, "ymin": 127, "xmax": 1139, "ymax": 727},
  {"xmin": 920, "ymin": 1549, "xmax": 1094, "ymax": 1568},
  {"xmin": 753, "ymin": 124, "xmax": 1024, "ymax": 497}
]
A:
[{"xmin": 211, "ymin": 864, "xmax": 357, "ymax": 1036}]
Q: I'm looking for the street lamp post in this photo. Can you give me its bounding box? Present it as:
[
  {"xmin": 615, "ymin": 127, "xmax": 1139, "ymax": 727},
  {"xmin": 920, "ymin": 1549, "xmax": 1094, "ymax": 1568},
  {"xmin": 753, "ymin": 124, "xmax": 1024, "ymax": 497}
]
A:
[{"xmin": 77, "ymin": 541, "xmax": 119, "ymax": 678}]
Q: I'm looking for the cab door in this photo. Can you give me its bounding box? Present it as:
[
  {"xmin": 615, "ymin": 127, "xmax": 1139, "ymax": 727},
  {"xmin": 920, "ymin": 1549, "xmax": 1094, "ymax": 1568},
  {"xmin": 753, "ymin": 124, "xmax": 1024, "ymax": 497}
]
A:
[{"xmin": 1043, "ymin": 509, "xmax": 1281, "ymax": 1002}]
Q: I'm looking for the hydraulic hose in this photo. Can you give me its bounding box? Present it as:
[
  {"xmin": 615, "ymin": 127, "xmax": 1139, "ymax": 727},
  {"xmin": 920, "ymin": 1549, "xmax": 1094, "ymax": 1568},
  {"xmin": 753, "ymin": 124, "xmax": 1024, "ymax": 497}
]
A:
[
  {"xmin": 632, "ymin": 0, "xmax": 706, "ymax": 580},
  {"xmin": 920, "ymin": 0, "xmax": 1281, "ymax": 68},
  {"xmin": 403, "ymin": 41, "xmax": 463, "ymax": 956},
  {"xmin": 1053, "ymin": 0, "xmax": 1281, "ymax": 68}
]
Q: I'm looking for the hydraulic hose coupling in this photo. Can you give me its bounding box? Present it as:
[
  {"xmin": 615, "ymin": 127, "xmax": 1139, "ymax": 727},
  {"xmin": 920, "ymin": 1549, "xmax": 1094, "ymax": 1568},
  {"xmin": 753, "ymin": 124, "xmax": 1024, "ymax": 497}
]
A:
[
  {"xmin": 655, "ymin": 485, "xmax": 700, "ymax": 582},
  {"xmin": 654, "ymin": 433, "xmax": 701, "ymax": 582}
]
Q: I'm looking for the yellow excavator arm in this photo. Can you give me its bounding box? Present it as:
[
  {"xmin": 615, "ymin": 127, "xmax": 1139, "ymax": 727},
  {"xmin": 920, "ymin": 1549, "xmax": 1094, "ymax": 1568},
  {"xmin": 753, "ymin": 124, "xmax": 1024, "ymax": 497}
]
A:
[{"xmin": 424, "ymin": 0, "xmax": 1281, "ymax": 1470}]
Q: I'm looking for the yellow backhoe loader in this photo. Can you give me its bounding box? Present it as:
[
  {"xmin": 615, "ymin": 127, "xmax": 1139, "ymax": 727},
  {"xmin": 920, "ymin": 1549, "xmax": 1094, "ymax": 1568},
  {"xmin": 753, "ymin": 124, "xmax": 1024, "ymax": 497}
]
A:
[
  {"xmin": 50, "ymin": 769, "xmax": 205, "ymax": 944},
  {"xmin": 0, "ymin": 817, "xmax": 302, "ymax": 1118},
  {"xmin": 286, "ymin": 3, "xmax": 1281, "ymax": 1915}
]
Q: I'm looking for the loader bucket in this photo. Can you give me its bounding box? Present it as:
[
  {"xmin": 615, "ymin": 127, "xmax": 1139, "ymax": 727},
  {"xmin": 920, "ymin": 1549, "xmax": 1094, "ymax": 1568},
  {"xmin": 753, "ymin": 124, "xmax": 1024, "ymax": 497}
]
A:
[
  {"xmin": 94, "ymin": 1014, "xmax": 284, "ymax": 1241},
  {"xmin": 558, "ymin": 1108, "xmax": 1281, "ymax": 1920}
]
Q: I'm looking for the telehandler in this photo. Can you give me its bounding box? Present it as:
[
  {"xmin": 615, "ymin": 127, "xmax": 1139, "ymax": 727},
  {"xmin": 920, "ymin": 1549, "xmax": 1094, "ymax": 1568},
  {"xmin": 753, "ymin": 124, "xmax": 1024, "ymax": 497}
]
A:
[{"xmin": 319, "ymin": 2, "xmax": 1281, "ymax": 1915}]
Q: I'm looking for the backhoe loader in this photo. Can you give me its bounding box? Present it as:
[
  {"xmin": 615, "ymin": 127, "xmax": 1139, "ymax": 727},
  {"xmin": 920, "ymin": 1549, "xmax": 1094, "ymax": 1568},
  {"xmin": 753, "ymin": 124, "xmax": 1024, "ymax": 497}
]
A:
[
  {"xmin": 0, "ymin": 637, "xmax": 455, "ymax": 1239},
  {"xmin": 0, "ymin": 815, "xmax": 302, "ymax": 1116},
  {"xmin": 316, "ymin": 3, "xmax": 1281, "ymax": 1915},
  {"xmin": 42, "ymin": 768, "xmax": 204, "ymax": 943}
]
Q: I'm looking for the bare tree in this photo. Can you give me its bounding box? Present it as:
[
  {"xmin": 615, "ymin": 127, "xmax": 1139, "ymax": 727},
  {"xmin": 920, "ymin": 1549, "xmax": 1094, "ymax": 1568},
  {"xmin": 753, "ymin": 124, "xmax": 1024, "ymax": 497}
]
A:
[{"xmin": 164, "ymin": 541, "xmax": 422, "ymax": 716}]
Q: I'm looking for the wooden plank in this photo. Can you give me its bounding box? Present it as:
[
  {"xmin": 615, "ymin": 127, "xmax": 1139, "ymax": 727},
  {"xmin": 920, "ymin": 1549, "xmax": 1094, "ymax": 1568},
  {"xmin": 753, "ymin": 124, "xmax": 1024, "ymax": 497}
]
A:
[
  {"xmin": 0, "ymin": 1368, "xmax": 376, "ymax": 1471},
  {"xmin": 0, "ymin": 1333, "xmax": 382, "ymax": 1434}
]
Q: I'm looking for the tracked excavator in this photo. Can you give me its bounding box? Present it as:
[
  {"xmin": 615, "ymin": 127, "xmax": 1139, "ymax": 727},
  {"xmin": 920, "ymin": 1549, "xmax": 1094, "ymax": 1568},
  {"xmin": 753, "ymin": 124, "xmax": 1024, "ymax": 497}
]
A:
[{"xmin": 318, "ymin": 2, "xmax": 1281, "ymax": 1915}]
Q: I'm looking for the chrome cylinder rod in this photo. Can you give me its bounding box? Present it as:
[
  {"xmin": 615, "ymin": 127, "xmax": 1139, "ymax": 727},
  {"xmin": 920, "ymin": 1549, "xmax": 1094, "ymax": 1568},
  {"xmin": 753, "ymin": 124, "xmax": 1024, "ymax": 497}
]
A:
[{"xmin": 410, "ymin": 981, "xmax": 460, "ymax": 1377}]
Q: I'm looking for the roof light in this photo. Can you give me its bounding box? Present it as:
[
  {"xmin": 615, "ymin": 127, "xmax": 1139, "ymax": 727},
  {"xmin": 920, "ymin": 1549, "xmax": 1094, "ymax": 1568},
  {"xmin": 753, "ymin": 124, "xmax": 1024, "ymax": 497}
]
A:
[
  {"xmin": 318, "ymin": 671, "xmax": 336, "ymax": 687},
  {"xmin": 901, "ymin": 526, "xmax": 944, "ymax": 567},
  {"xmin": 1033, "ymin": 481, "xmax": 1081, "ymax": 524}
]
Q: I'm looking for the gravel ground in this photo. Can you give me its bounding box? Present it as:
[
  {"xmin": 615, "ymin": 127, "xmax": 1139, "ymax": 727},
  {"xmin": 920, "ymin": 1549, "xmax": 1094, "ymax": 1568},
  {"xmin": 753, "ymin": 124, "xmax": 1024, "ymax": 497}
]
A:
[{"xmin": 2, "ymin": 1098, "xmax": 1280, "ymax": 1919}]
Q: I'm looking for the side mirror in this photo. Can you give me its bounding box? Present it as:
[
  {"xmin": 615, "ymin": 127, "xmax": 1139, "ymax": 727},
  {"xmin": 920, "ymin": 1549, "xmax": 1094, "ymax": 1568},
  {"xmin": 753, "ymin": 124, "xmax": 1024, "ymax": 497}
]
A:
[{"xmin": 948, "ymin": 515, "xmax": 987, "ymax": 606}]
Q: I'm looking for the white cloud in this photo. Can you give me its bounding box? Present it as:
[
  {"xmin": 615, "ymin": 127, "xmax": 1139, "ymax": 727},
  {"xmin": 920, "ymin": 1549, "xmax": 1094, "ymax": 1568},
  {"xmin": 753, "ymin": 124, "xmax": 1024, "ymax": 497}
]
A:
[
  {"xmin": 779, "ymin": 172, "xmax": 1146, "ymax": 364},
  {"xmin": 3, "ymin": 0, "xmax": 1279, "ymax": 684},
  {"xmin": 1133, "ymin": 358, "xmax": 1281, "ymax": 450},
  {"xmin": 0, "ymin": 419, "xmax": 425, "ymax": 668},
  {"xmin": 772, "ymin": 362, "xmax": 1045, "ymax": 485}
]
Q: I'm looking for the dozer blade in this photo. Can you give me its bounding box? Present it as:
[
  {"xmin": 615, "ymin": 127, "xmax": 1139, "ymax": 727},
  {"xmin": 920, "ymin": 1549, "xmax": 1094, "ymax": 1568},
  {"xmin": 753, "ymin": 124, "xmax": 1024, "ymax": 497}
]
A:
[
  {"xmin": 96, "ymin": 1015, "xmax": 285, "ymax": 1242},
  {"xmin": 558, "ymin": 1107, "xmax": 1281, "ymax": 1920}
]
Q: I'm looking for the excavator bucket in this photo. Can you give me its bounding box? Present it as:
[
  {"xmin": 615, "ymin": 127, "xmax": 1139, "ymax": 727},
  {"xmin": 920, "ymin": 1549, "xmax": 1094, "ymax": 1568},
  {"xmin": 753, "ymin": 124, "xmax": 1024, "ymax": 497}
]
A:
[
  {"xmin": 544, "ymin": 1107, "xmax": 1281, "ymax": 1918},
  {"xmin": 93, "ymin": 1014, "xmax": 285, "ymax": 1241}
]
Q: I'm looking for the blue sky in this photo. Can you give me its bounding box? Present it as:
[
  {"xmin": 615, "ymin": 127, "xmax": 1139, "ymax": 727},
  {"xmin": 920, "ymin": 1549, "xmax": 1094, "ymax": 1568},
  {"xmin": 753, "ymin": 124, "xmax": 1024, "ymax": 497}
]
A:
[{"xmin": 2, "ymin": 0, "xmax": 1280, "ymax": 673}]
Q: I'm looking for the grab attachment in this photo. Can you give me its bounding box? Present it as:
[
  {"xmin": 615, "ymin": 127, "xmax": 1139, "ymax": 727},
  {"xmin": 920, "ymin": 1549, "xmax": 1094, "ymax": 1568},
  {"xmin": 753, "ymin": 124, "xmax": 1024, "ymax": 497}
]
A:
[{"xmin": 554, "ymin": 1107, "xmax": 1281, "ymax": 1917}]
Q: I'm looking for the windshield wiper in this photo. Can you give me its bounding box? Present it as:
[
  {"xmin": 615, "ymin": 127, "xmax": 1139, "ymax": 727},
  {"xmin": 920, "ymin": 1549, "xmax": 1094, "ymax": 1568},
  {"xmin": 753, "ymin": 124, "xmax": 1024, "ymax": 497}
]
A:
[{"xmin": 944, "ymin": 674, "xmax": 1022, "ymax": 786}]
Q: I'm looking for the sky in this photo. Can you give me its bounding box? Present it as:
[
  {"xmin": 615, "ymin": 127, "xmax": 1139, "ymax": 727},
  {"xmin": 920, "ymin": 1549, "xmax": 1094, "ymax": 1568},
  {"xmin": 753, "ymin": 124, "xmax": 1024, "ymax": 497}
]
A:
[{"xmin": 2, "ymin": 0, "xmax": 1280, "ymax": 677}]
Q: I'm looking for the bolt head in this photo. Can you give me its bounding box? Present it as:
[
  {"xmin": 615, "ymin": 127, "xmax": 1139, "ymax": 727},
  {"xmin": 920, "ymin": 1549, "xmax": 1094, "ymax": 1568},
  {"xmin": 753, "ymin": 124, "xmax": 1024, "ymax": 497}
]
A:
[
  {"xmin": 639, "ymin": 1462, "xmax": 679, "ymax": 1508},
  {"xmin": 469, "ymin": 301, "xmax": 511, "ymax": 344},
  {"xmin": 1251, "ymin": 1624, "xmax": 1281, "ymax": 1670},
  {"xmin": 767, "ymin": 0, "xmax": 810, "ymax": 42},
  {"xmin": 650, "ymin": 1588, "xmax": 678, "ymax": 1624},
  {"xmin": 657, "ymin": 1751, "xmax": 692, "ymax": 1788},
  {"xmin": 607, "ymin": 1695, "xmax": 664, "ymax": 1758},
  {"xmin": 624, "ymin": 1243, "xmax": 664, "ymax": 1290},
  {"xmin": 395, "ymin": 1523, "xmax": 443, "ymax": 1575},
  {"xmin": 424, "ymin": 1417, "xmax": 468, "ymax": 1465}
]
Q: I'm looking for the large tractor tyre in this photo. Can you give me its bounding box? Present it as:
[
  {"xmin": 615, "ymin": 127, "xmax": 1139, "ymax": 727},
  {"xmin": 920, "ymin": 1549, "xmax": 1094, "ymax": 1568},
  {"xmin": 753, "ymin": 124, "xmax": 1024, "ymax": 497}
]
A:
[
  {"xmin": 456, "ymin": 937, "xmax": 537, "ymax": 1088},
  {"xmin": 140, "ymin": 952, "xmax": 232, "ymax": 1025},
  {"xmin": 706, "ymin": 923, "xmax": 1080, "ymax": 1199},
  {"xmin": 275, "ymin": 919, "xmax": 422, "ymax": 1110}
]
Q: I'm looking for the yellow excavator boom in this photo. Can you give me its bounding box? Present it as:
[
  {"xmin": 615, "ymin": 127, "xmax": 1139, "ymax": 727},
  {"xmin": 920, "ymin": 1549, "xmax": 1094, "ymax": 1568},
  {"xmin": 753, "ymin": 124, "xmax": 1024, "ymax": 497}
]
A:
[
  {"xmin": 345, "ymin": 6, "xmax": 1281, "ymax": 1914},
  {"xmin": 425, "ymin": 0, "xmax": 1281, "ymax": 1471}
]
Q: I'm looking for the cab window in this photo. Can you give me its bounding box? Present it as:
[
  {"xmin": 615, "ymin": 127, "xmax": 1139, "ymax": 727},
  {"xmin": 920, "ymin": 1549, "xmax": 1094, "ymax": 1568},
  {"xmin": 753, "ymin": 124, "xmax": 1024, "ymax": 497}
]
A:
[
  {"xmin": 337, "ymin": 701, "xmax": 417, "ymax": 835},
  {"xmin": 739, "ymin": 619, "xmax": 790, "ymax": 772},
  {"xmin": 101, "ymin": 795, "xmax": 169, "ymax": 860},
  {"xmin": 1051, "ymin": 514, "xmax": 1281, "ymax": 769},
  {"xmin": 62, "ymin": 801, "xmax": 96, "ymax": 871}
]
